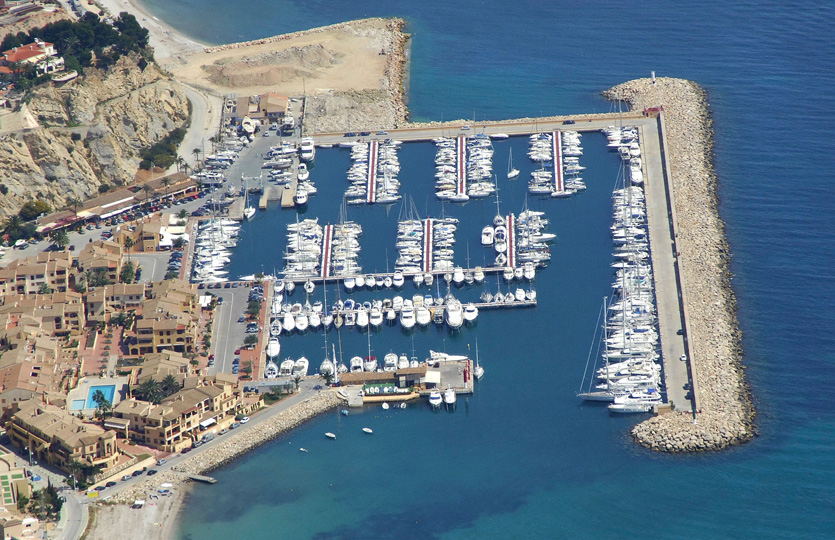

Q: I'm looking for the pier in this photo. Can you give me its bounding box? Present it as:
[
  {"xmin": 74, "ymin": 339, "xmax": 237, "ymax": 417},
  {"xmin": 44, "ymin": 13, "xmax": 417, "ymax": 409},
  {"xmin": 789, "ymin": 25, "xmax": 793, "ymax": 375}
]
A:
[
  {"xmin": 552, "ymin": 131, "xmax": 565, "ymax": 194},
  {"xmin": 506, "ymin": 214, "xmax": 516, "ymax": 268},
  {"xmin": 259, "ymin": 185, "xmax": 282, "ymax": 209},
  {"xmin": 456, "ymin": 136, "xmax": 466, "ymax": 198},
  {"xmin": 280, "ymin": 179, "xmax": 298, "ymax": 207},
  {"xmin": 320, "ymin": 224, "xmax": 334, "ymax": 278},
  {"xmin": 366, "ymin": 140, "xmax": 378, "ymax": 203},
  {"xmin": 423, "ymin": 218, "xmax": 433, "ymax": 273}
]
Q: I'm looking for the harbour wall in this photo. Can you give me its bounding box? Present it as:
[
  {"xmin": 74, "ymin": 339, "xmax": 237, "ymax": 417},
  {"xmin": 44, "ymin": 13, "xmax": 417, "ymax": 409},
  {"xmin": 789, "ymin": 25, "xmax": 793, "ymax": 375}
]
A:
[
  {"xmin": 604, "ymin": 77, "xmax": 755, "ymax": 452},
  {"xmin": 111, "ymin": 390, "xmax": 341, "ymax": 503}
]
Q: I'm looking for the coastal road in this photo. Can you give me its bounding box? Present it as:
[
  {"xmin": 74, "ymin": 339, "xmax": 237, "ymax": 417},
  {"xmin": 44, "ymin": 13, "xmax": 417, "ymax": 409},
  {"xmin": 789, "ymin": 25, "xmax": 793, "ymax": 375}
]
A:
[{"xmin": 180, "ymin": 85, "xmax": 222, "ymax": 169}]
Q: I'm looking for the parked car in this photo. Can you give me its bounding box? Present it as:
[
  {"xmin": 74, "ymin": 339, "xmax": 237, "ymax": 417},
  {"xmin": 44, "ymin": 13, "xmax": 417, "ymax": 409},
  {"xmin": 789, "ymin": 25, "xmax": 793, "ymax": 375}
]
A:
[
  {"xmin": 105, "ymin": 481, "xmax": 117, "ymax": 488},
  {"xmin": 240, "ymin": 416, "xmax": 250, "ymax": 424},
  {"xmin": 235, "ymin": 348, "xmax": 241, "ymax": 355},
  {"xmin": 157, "ymin": 459, "xmax": 167, "ymax": 466},
  {"xmin": 359, "ymin": 131, "xmax": 371, "ymax": 136},
  {"xmin": 562, "ymin": 119, "xmax": 576, "ymax": 124},
  {"xmin": 344, "ymin": 132, "xmax": 357, "ymax": 137},
  {"xmin": 132, "ymin": 470, "xmax": 144, "ymax": 477},
  {"xmin": 147, "ymin": 469, "xmax": 158, "ymax": 476},
  {"xmin": 122, "ymin": 475, "xmax": 132, "ymax": 481}
]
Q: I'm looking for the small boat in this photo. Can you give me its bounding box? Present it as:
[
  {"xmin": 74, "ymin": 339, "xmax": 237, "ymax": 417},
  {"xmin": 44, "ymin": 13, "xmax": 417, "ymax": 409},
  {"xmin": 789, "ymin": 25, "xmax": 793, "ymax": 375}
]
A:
[
  {"xmin": 428, "ymin": 390, "xmax": 443, "ymax": 407},
  {"xmin": 362, "ymin": 427, "xmax": 373, "ymax": 434},
  {"xmin": 304, "ymin": 280, "xmax": 315, "ymax": 294},
  {"xmin": 381, "ymin": 402, "xmax": 389, "ymax": 410},
  {"xmin": 340, "ymin": 409, "xmax": 349, "ymax": 416},
  {"xmin": 481, "ymin": 225, "xmax": 495, "ymax": 246},
  {"xmin": 443, "ymin": 387, "xmax": 457, "ymax": 405},
  {"xmin": 293, "ymin": 357, "xmax": 309, "ymax": 376},
  {"xmin": 244, "ymin": 206, "xmax": 256, "ymax": 220},
  {"xmin": 325, "ymin": 432, "xmax": 336, "ymax": 439}
]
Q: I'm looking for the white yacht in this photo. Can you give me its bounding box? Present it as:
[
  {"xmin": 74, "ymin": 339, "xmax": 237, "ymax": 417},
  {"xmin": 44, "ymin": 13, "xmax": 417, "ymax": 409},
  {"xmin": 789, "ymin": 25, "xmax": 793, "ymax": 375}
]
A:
[
  {"xmin": 383, "ymin": 353, "xmax": 397, "ymax": 372},
  {"xmin": 444, "ymin": 298, "xmax": 464, "ymax": 329},
  {"xmin": 293, "ymin": 357, "xmax": 309, "ymax": 376},
  {"xmin": 481, "ymin": 225, "xmax": 495, "ymax": 246},
  {"xmin": 400, "ymin": 306, "xmax": 416, "ymax": 329},
  {"xmin": 364, "ymin": 356, "xmax": 378, "ymax": 372},
  {"xmin": 320, "ymin": 358, "xmax": 334, "ymax": 376},
  {"xmin": 463, "ymin": 303, "xmax": 479, "ymax": 323},
  {"xmin": 356, "ymin": 308, "xmax": 369, "ymax": 329},
  {"xmin": 415, "ymin": 306, "xmax": 432, "ymax": 326},
  {"xmin": 428, "ymin": 390, "xmax": 443, "ymax": 407},
  {"xmin": 350, "ymin": 356, "xmax": 364, "ymax": 372},
  {"xmin": 266, "ymin": 337, "xmax": 281, "ymax": 358},
  {"xmin": 265, "ymin": 361, "xmax": 279, "ymax": 379},
  {"xmin": 369, "ymin": 306, "xmax": 384, "ymax": 327},
  {"xmin": 279, "ymin": 359, "xmax": 295, "ymax": 376},
  {"xmin": 443, "ymin": 387, "xmax": 457, "ymax": 405}
]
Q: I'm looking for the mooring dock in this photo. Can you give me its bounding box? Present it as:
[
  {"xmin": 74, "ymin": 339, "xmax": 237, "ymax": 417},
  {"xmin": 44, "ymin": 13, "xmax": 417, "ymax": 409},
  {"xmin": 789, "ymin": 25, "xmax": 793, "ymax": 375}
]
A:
[
  {"xmin": 366, "ymin": 140, "xmax": 378, "ymax": 204},
  {"xmin": 552, "ymin": 131, "xmax": 565, "ymax": 194}
]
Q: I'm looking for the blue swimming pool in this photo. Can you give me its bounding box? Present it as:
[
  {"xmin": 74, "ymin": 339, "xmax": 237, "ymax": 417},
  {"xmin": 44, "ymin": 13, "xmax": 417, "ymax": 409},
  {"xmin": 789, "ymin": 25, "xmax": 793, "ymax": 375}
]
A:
[{"xmin": 85, "ymin": 385, "xmax": 116, "ymax": 409}]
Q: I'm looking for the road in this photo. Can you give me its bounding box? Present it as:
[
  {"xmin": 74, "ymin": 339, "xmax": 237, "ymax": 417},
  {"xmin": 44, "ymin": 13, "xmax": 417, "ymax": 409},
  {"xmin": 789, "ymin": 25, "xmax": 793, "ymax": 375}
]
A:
[{"xmin": 209, "ymin": 286, "xmax": 252, "ymax": 375}]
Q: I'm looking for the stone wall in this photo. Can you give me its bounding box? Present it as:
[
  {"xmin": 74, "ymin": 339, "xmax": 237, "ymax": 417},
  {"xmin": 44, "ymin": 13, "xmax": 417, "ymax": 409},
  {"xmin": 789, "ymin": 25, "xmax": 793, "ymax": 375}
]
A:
[
  {"xmin": 111, "ymin": 390, "xmax": 340, "ymax": 503},
  {"xmin": 603, "ymin": 77, "xmax": 756, "ymax": 452}
]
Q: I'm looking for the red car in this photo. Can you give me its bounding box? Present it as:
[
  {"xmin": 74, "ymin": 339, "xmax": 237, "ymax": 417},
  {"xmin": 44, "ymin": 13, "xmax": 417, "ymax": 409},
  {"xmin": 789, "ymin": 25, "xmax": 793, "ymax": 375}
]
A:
[
  {"xmin": 209, "ymin": 354, "xmax": 215, "ymax": 360},
  {"xmin": 234, "ymin": 348, "xmax": 241, "ymax": 355}
]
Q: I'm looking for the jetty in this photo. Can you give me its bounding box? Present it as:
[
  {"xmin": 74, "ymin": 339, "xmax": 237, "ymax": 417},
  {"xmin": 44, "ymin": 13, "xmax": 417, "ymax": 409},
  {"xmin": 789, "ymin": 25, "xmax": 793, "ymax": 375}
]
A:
[{"xmin": 552, "ymin": 131, "xmax": 565, "ymax": 194}]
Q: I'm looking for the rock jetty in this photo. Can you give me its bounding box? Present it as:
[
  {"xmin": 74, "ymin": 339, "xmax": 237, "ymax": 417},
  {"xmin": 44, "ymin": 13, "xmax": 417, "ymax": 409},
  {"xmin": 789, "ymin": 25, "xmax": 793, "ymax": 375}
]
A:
[
  {"xmin": 603, "ymin": 77, "xmax": 755, "ymax": 452},
  {"xmin": 112, "ymin": 390, "xmax": 340, "ymax": 503}
]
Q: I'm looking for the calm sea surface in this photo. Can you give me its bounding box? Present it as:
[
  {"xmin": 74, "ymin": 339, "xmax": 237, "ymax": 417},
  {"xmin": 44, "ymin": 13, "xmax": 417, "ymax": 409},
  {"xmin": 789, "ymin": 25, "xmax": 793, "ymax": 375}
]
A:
[{"xmin": 136, "ymin": 1, "xmax": 835, "ymax": 537}]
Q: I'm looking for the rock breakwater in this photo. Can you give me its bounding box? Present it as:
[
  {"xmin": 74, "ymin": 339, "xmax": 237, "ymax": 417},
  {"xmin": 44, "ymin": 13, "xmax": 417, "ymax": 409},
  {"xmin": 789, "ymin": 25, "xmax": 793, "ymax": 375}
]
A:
[
  {"xmin": 604, "ymin": 77, "xmax": 755, "ymax": 452},
  {"xmin": 112, "ymin": 390, "xmax": 340, "ymax": 504}
]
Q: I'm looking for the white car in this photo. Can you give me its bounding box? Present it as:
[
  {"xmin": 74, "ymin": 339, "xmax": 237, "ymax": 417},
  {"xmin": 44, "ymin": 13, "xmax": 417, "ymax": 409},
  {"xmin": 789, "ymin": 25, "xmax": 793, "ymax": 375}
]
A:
[
  {"xmin": 680, "ymin": 354, "xmax": 687, "ymax": 362},
  {"xmin": 240, "ymin": 416, "xmax": 250, "ymax": 424}
]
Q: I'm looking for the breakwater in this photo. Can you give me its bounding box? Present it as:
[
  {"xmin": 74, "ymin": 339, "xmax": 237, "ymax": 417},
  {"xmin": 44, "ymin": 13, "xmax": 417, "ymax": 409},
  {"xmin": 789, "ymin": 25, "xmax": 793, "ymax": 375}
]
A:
[
  {"xmin": 112, "ymin": 390, "xmax": 340, "ymax": 503},
  {"xmin": 604, "ymin": 77, "xmax": 755, "ymax": 452}
]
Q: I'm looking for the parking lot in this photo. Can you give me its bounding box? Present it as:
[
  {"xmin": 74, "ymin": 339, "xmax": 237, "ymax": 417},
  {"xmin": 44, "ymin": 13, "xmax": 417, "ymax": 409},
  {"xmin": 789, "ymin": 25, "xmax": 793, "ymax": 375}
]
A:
[{"xmin": 201, "ymin": 282, "xmax": 256, "ymax": 375}]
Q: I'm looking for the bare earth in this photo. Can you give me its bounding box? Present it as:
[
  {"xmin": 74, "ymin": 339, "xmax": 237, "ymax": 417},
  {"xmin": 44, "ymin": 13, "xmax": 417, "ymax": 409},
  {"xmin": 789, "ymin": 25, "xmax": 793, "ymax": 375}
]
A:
[{"xmin": 169, "ymin": 18, "xmax": 395, "ymax": 99}]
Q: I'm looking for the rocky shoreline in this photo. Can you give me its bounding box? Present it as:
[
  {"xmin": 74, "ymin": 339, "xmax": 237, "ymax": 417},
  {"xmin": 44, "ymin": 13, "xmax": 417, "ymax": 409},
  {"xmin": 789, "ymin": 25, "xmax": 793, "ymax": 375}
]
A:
[
  {"xmin": 603, "ymin": 78, "xmax": 755, "ymax": 452},
  {"xmin": 111, "ymin": 390, "xmax": 341, "ymax": 503}
]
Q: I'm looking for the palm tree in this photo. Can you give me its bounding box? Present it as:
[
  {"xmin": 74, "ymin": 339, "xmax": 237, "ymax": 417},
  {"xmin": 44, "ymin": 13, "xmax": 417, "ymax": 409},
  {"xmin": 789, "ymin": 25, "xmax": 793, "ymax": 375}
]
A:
[
  {"xmin": 192, "ymin": 147, "xmax": 201, "ymax": 168},
  {"xmin": 175, "ymin": 156, "xmax": 185, "ymax": 173},
  {"xmin": 64, "ymin": 35, "xmax": 80, "ymax": 56},
  {"xmin": 161, "ymin": 374, "xmax": 180, "ymax": 397},
  {"xmin": 4, "ymin": 215, "xmax": 23, "ymax": 236},
  {"xmin": 142, "ymin": 184, "xmax": 153, "ymax": 202},
  {"xmin": 293, "ymin": 374, "xmax": 302, "ymax": 392},
  {"xmin": 162, "ymin": 177, "xmax": 171, "ymax": 201},
  {"xmin": 123, "ymin": 236, "xmax": 134, "ymax": 263},
  {"xmin": 177, "ymin": 208, "xmax": 188, "ymax": 223},
  {"xmin": 136, "ymin": 378, "xmax": 163, "ymax": 404},
  {"xmin": 66, "ymin": 198, "xmax": 81, "ymax": 218},
  {"xmin": 53, "ymin": 229, "xmax": 70, "ymax": 249}
]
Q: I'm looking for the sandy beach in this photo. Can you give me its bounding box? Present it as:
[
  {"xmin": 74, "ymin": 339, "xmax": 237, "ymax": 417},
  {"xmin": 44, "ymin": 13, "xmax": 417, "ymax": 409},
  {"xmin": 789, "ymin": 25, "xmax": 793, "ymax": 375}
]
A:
[{"xmin": 94, "ymin": 0, "xmax": 206, "ymax": 69}]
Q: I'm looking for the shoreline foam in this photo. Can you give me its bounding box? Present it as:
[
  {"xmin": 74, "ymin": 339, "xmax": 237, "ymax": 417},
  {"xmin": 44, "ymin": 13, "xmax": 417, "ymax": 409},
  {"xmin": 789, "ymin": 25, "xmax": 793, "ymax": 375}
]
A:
[{"xmin": 603, "ymin": 77, "xmax": 756, "ymax": 452}]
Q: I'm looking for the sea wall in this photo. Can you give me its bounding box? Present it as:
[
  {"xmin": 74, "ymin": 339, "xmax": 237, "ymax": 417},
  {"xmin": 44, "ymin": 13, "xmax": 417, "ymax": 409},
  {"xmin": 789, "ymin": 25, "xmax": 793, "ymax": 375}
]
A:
[
  {"xmin": 603, "ymin": 77, "xmax": 755, "ymax": 452},
  {"xmin": 112, "ymin": 390, "xmax": 340, "ymax": 503}
]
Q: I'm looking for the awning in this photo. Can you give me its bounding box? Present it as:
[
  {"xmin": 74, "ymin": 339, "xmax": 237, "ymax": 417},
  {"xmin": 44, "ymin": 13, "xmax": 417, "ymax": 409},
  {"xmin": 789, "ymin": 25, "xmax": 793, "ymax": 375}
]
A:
[
  {"xmin": 424, "ymin": 370, "xmax": 442, "ymax": 384},
  {"xmin": 199, "ymin": 418, "xmax": 216, "ymax": 429}
]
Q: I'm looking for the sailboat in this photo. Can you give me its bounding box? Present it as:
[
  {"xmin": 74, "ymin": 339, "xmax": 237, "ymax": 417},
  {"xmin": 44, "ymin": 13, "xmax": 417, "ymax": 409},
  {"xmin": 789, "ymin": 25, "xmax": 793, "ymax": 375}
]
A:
[
  {"xmin": 507, "ymin": 147, "xmax": 520, "ymax": 179},
  {"xmin": 473, "ymin": 340, "xmax": 485, "ymax": 379},
  {"xmin": 243, "ymin": 177, "xmax": 256, "ymax": 220}
]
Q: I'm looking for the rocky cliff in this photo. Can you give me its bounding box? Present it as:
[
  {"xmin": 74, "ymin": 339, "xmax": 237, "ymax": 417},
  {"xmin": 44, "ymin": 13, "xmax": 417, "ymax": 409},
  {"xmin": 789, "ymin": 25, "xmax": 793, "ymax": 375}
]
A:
[{"xmin": 0, "ymin": 54, "xmax": 190, "ymax": 219}]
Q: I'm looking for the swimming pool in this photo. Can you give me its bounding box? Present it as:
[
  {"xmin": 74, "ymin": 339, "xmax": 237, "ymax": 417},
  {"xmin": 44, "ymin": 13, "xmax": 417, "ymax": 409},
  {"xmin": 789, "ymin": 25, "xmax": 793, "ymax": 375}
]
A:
[{"xmin": 85, "ymin": 385, "xmax": 116, "ymax": 409}]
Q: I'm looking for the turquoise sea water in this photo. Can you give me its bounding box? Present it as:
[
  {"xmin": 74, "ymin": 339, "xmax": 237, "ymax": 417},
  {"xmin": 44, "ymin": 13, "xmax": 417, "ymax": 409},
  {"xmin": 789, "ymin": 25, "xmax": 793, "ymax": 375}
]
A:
[{"xmin": 134, "ymin": 1, "xmax": 835, "ymax": 538}]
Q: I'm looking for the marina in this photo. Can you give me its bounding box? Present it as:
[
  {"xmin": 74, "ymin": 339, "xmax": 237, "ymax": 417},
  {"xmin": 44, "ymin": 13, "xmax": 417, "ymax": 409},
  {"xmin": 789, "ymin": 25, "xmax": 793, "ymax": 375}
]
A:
[{"xmin": 187, "ymin": 112, "xmax": 694, "ymax": 417}]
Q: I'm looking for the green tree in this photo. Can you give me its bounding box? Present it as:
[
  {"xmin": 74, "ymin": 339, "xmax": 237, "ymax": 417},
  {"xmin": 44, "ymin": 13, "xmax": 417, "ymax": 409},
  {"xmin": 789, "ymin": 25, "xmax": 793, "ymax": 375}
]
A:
[
  {"xmin": 177, "ymin": 208, "xmax": 188, "ymax": 222},
  {"xmin": 244, "ymin": 334, "xmax": 258, "ymax": 347},
  {"xmin": 120, "ymin": 261, "xmax": 135, "ymax": 284},
  {"xmin": 173, "ymin": 237, "xmax": 185, "ymax": 250},
  {"xmin": 38, "ymin": 283, "xmax": 53, "ymax": 295},
  {"xmin": 321, "ymin": 370, "xmax": 334, "ymax": 386},
  {"xmin": 18, "ymin": 200, "xmax": 51, "ymax": 221},
  {"xmin": 53, "ymin": 228, "xmax": 70, "ymax": 249},
  {"xmin": 16, "ymin": 494, "xmax": 29, "ymax": 513},
  {"xmin": 161, "ymin": 176, "xmax": 172, "ymax": 200},
  {"xmin": 161, "ymin": 374, "xmax": 180, "ymax": 397},
  {"xmin": 88, "ymin": 268, "xmax": 110, "ymax": 288},
  {"xmin": 293, "ymin": 374, "xmax": 301, "ymax": 391},
  {"xmin": 92, "ymin": 389, "xmax": 113, "ymax": 422}
]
